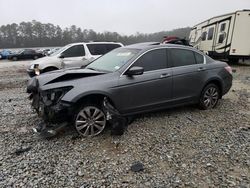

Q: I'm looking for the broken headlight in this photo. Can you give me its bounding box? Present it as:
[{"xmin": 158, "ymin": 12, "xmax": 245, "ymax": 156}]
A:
[{"xmin": 41, "ymin": 86, "xmax": 73, "ymax": 105}]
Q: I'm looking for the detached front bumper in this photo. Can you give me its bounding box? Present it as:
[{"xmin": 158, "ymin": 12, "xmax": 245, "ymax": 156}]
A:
[
  {"xmin": 38, "ymin": 100, "xmax": 74, "ymax": 123},
  {"xmin": 27, "ymin": 78, "xmax": 74, "ymax": 123}
]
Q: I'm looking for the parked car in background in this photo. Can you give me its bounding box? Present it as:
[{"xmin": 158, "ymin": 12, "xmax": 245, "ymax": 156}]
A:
[
  {"xmin": 46, "ymin": 47, "xmax": 60, "ymax": 56},
  {"xmin": 27, "ymin": 42, "xmax": 233, "ymax": 137},
  {"xmin": 8, "ymin": 49, "xmax": 44, "ymax": 61},
  {"xmin": 0, "ymin": 50, "xmax": 11, "ymax": 59},
  {"xmin": 27, "ymin": 42, "xmax": 123, "ymax": 77}
]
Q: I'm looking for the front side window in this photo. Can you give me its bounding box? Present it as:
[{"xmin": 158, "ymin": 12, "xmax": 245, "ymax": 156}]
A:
[
  {"xmin": 207, "ymin": 27, "xmax": 214, "ymax": 40},
  {"xmin": 133, "ymin": 49, "xmax": 167, "ymax": 72},
  {"xmin": 86, "ymin": 48, "xmax": 139, "ymax": 72},
  {"xmin": 87, "ymin": 44, "xmax": 122, "ymax": 55},
  {"xmin": 63, "ymin": 45, "xmax": 85, "ymax": 57},
  {"xmin": 170, "ymin": 49, "xmax": 196, "ymax": 67}
]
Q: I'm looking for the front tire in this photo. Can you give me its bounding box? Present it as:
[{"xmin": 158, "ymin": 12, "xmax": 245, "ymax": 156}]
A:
[
  {"xmin": 33, "ymin": 56, "xmax": 38, "ymax": 60},
  {"xmin": 199, "ymin": 84, "xmax": 220, "ymax": 110},
  {"xmin": 74, "ymin": 104, "xmax": 106, "ymax": 137}
]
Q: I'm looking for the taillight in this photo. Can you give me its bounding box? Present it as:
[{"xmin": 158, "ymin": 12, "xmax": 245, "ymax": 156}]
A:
[{"xmin": 225, "ymin": 66, "xmax": 232, "ymax": 74}]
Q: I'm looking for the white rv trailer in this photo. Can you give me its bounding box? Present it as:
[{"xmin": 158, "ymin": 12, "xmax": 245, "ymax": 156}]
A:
[{"xmin": 189, "ymin": 10, "xmax": 250, "ymax": 62}]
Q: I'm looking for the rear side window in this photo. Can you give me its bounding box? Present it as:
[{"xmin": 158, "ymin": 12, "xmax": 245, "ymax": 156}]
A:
[
  {"xmin": 87, "ymin": 44, "xmax": 121, "ymax": 55},
  {"xmin": 87, "ymin": 44, "xmax": 106, "ymax": 55},
  {"xmin": 133, "ymin": 49, "xmax": 167, "ymax": 72},
  {"xmin": 194, "ymin": 52, "xmax": 204, "ymax": 64},
  {"xmin": 170, "ymin": 49, "xmax": 196, "ymax": 67},
  {"xmin": 63, "ymin": 45, "xmax": 85, "ymax": 57},
  {"xmin": 106, "ymin": 44, "xmax": 122, "ymax": 51}
]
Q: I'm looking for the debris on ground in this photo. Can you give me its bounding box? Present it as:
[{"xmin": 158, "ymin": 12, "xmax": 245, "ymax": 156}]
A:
[
  {"xmin": 13, "ymin": 146, "xmax": 32, "ymax": 156},
  {"xmin": 0, "ymin": 60, "xmax": 250, "ymax": 187},
  {"xmin": 130, "ymin": 162, "xmax": 144, "ymax": 172}
]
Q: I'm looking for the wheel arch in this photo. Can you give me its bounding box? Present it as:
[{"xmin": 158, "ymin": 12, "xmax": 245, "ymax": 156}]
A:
[
  {"xmin": 73, "ymin": 92, "xmax": 116, "ymax": 109},
  {"xmin": 202, "ymin": 78, "xmax": 223, "ymax": 98},
  {"xmin": 42, "ymin": 66, "xmax": 59, "ymax": 72}
]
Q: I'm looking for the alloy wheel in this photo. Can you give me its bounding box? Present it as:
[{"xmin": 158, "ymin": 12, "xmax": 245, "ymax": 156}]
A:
[
  {"xmin": 203, "ymin": 86, "xmax": 219, "ymax": 109},
  {"xmin": 75, "ymin": 106, "xmax": 106, "ymax": 137}
]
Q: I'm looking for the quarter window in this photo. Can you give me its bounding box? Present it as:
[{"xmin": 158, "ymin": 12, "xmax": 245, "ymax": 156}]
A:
[
  {"xmin": 170, "ymin": 49, "xmax": 196, "ymax": 67},
  {"xmin": 63, "ymin": 45, "xmax": 85, "ymax": 57},
  {"xmin": 133, "ymin": 49, "xmax": 167, "ymax": 72},
  {"xmin": 207, "ymin": 27, "xmax": 214, "ymax": 40}
]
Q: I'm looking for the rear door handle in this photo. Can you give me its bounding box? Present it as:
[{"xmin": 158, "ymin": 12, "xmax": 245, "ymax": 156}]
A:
[
  {"xmin": 197, "ymin": 67, "xmax": 206, "ymax": 71},
  {"xmin": 160, "ymin": 73, "xmax": 171, "ymax": 78}
]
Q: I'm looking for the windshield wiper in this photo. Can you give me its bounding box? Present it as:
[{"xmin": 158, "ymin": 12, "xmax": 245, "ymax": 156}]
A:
[{"xmin": 86, "ymin": 67, "xmax": 98, "ymax": 71}]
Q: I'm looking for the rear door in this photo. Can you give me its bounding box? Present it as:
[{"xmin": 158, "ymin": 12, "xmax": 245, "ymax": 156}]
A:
[
  {"xmin": 170, "ymin": 48, "xmax": 207, "ymax": 103},
  {"xmin": 116, "ymin": 48, "xmax": 173, "ymax": 114}
]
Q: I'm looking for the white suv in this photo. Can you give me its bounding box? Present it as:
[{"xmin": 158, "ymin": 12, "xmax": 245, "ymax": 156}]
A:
[{"xmin": 27, "ymin": 42, "xmax": 123, "ymax": 77}]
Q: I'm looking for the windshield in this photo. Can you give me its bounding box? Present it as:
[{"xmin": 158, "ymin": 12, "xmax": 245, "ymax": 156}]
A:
[
  {"xmin": 49, "ymin": 45, "xmax": 71, "ymax": 56},
  {"xmin": 17, "ymin": 50, "xmax": 24, "ymax": 54},
  {"xmin": 86, "ymin": 48, "xmax": 140, "ymax": 72}
]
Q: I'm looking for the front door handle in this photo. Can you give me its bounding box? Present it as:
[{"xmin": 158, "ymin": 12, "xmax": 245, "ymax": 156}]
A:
[
  {"xmin": 160, "ymin": 73, "xmax": 171, "ymax": 78},
  {"xmin": 197, "ymin": 67, "xmax": 206, "ymax": 71}
]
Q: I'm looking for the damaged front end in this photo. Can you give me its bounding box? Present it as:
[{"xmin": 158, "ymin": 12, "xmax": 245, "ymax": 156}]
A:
[{"xmin": 27, "ymin": 78, "xmax": 73, "ymax": 137}]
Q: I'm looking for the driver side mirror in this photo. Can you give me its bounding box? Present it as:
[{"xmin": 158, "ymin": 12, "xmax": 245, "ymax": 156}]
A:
[{"xmin": 125, "ymin": 66, "xmax": 144, "ymax": 76}]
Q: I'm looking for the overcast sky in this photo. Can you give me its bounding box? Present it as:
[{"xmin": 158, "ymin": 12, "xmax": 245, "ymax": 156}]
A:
[{"xmin": 0, "ymin": 0, "xmax": 249, "ymax": 35}]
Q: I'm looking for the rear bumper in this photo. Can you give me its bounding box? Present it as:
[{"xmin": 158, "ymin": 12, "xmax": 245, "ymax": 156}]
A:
[{"xmin": 222, "ymin": 75, "xmax": 233, "ymax": 96}]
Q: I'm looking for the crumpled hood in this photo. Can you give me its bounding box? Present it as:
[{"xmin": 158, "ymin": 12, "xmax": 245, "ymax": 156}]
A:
[{"xmin": 34, "ymin": 68, "xmax": 105, "ymax": 87}]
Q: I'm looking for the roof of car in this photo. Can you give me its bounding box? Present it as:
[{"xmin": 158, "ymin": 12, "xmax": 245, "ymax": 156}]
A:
[
  {"xmin": 125, "ymin": 42, "xmax": 195, "ymax": 51},
  {"xmin": 68, "ymin": 42, "xmax": 123, "ymax": 45}
]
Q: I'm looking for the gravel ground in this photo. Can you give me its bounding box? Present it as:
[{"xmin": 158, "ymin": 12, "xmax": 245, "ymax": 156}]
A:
[{"xmin": 0, "ymin": 60, "xmax": 249, "ymax": 187}]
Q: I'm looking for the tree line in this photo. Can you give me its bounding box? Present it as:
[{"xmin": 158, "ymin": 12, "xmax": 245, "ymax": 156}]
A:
[{"xmin": 0, "ymin": 20, "xmax": 191, "ymax": 48}]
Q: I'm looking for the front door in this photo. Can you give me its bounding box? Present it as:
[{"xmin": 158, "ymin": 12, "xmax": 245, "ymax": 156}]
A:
[
  {"xmin": 115, "ymin": 48, "xmax": 173, "ymax": 115},
  {"xmin": 61, "ymin": 44, "xmax": 86, "ymax": 68}
]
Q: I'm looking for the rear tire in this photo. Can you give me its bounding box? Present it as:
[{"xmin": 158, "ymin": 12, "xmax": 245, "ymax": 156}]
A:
[
  {"xmin": 12, "ymin": 57, "xmax": 18, "ymax": 61},
  {"xmin": 199, "ymin": 84, "xmax": 220, "ymax": 110},
  {"xmin": 33, "ymin": 56, "xmax": 38, "ymax": 60}
]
